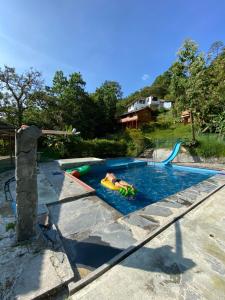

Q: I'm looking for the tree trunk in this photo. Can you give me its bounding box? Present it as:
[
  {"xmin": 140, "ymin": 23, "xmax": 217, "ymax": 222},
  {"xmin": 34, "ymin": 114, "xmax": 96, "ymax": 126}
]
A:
[{"xmin": 190, "ymin": 110, "xmax": 196, "ymax": 142}]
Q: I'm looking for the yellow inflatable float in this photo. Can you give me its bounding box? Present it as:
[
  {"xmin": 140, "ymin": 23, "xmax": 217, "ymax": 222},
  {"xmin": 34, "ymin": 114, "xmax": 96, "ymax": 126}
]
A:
[
  {"xmin": 101, "ymin": 177, "xmax": 120, "ymax": 191},
  {"xmin": 101, "ymin": 177, "xmax": 137, "ymax": 196}
]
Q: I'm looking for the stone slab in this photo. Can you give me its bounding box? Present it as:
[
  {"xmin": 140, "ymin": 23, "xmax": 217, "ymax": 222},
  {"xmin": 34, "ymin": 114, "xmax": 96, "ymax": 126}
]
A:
[
  {"xmin": 11, "ymin": 248, "xmax": 73, "ymax": 300},
  {"xmin": 139, "ymin": 203, "xmax": 173, "ymax": 217},
  {"xmin": 63, "ymin": 222, "xmax": 137, "ymax": 275},
  {"xmin": 118, "ymin": 213, "xmax": 159, "ymax": 239},
  {"xmin": 156, "ymin": 199, "xmax": 183, "ymax": 209},
  {"xmin": 57, "ymin": 157, "xmax": 105, "ymax": 170},
  {"xmin": 48, "ymin": 195, "xmax": 121, "ymax": 238}
]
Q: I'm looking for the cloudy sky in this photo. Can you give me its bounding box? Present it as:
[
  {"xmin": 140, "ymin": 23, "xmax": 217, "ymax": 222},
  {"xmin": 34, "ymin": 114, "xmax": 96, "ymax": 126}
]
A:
[{"xmin": 1, "ymin": 0, "xmax": 225, "ymax": 96}]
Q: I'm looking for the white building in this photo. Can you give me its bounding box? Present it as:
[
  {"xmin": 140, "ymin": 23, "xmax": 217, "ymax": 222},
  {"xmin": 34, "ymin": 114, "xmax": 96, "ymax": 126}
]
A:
[{"xmin": 127, "ymin": 96, "xmax": 171, "ymax": 112}]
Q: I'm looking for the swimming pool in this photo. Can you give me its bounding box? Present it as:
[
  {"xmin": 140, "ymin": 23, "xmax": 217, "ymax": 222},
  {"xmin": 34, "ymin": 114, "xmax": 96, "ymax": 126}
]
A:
[{"xmin": 82, "ymin": 160, "xmax": 218, "ymax": 215}]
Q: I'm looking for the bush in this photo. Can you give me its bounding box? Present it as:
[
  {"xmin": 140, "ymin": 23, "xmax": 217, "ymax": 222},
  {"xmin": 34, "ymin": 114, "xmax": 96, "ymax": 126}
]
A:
[
  {"xmin": 0, "ymin": 139, "xmax": 10, "ymax": 155},
  {"xmin": 41, "ymin": 135, "xmax": 127, "ymax": 158},
  {"xmin": 125, "ymin": 128, "xmax": 154, "ymax": 156},
  {"xmin": 192, "ymin": 135, "xmax": 225, "ymax": 158}
]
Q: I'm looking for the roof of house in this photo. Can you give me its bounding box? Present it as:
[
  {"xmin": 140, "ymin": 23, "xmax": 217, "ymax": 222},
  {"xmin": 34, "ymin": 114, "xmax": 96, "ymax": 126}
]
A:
[{"xmin": 119, "ymin": 106, "xmax": 151, "ymax": 117}]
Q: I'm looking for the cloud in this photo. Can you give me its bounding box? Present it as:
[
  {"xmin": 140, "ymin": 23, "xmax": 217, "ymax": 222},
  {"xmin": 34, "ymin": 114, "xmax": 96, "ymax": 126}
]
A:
[{"xmin": 142, "ymin": 74, "xmax": 150, "ymax": 81}]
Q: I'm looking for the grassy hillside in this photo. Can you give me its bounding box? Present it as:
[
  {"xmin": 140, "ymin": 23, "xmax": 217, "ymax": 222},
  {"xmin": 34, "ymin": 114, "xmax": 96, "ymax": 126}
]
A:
[{"xmin": 142, "ymin": 111, "xmax": 225, "ymax": 158}]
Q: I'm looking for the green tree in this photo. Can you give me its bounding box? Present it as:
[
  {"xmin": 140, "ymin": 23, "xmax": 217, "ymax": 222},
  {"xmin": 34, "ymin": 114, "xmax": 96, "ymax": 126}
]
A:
[
  {"xmin": 0, "ymin": 66, "xmax": 43, "ymax": 126},
  {"xmin": 47, "ymin": 70, "xmax": 97, "ymax": 138},
  {"xmin": 150, "ymin": 70, "xmax": 172, "ymax": 99},
  {"xmin": 94, "ymin": 81, "xmax": 122, "ymax": 135},
  {"xmin": 169, "ymin": 39, "xmax": 201, "ymax": 141}
]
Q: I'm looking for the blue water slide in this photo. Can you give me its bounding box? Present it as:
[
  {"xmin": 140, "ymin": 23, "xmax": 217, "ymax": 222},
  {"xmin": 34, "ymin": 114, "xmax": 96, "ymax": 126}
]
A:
[{"xmin": 162, "ymin": 141, "xmax": 182, "ymax": 165}]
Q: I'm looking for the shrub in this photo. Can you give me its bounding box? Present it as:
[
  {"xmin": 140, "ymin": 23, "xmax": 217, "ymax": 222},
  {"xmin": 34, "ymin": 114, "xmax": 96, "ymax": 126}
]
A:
[
  {"xmin": 0, "ymin": 139, "xmax": 10, "ymax": 155},
  {"xmin": 125, "ymin": 128, "xmax": 154, "ymax": 156},
  {"xmin": 41, "ymin": 135, "xmax": 127, "ymax": 158},
  {"xmin": 193, "ymin": 135, "xmax": 225, "ymax": 158}
]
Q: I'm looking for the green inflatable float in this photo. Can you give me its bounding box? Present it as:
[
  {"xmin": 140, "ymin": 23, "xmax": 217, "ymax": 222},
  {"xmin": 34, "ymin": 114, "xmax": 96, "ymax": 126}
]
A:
[
  {"xmin": 66, "ymin": 165, "xmax": 91, "ymax": 178},
  {"xmin": 119, "ymin": 186, "xmax": 137, "ymax": 197}
]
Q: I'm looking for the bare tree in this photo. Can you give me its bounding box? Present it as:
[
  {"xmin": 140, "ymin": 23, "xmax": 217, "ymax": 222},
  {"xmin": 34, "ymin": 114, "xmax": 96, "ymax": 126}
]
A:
[{"xmin": 0, "ymin": 66, "xmax": 43, "ymax": 126}]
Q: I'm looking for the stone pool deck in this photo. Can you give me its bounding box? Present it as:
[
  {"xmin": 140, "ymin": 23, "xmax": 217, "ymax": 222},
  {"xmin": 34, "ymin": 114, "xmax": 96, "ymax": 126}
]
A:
[
  {"xmin": 72, "ymin": 186, "xmax": 225, "ymax": 300},
  {"xmin": 1, "ymin": 161, "xmax": 225, "ymax": 299}
]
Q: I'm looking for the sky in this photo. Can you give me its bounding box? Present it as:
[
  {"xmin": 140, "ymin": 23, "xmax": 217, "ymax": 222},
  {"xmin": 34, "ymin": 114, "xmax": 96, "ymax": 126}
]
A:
[{"xmin": 1, "ymin": 0, "xmax": 225, "ymax": 97}]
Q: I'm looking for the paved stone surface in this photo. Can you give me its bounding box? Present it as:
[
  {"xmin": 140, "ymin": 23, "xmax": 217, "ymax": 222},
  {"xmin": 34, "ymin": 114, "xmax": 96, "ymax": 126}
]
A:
[
  {"xmin": 156, "ymin": 199, "xmax": 183, "ymax": 209},
  {"xmin": 48, "ymin": 196, "xmax": 134, "ymax": 278},
  {"xmin": 118, "ymin": 214, "xmax": 159, "ymax": 239},
  {"xmin": 0, "ymin": 225, "xmax": 74, "ymax": 300},
  {"xmin": 39, "ymin": 162, "xmax": 93, "ymax": 202},
  {"xmin": 92, "ymin": 222, "xmax": 137, "ymax": 249},
  {"xmin": 9, "ymin": 172, "xmax": 59, "ymax": 205},
  {"xmin": 140, "ymin": 203, "xmax": 173, "ymax": 217},
  {"xmin": 63, "ymin": 221, "xmax": 136, "ymax": 277},
  {"xmin": 48, "ymin": 195, "xmax": 121, "ymax": 237},
  {"xmin": 58, "ymin": 157, "xmax": 105, "ymax": 170},
  {"xmin": 71, "ymin": 187, "xmax": 225, "ymax": 300}
]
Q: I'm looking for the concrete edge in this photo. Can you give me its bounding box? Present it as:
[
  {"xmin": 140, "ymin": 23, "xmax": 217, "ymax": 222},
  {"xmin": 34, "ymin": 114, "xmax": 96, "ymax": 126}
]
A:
[
  {"xmin": 57, "ymin": 158, "xmax": 106, "ymax": 170},
  {"xmin": 65, "ymin": 172, "xmax": 95, "ymax": 193},
  {"xmin": 68, "ymin": 182, "xmax": 225, "ymax": 295}
]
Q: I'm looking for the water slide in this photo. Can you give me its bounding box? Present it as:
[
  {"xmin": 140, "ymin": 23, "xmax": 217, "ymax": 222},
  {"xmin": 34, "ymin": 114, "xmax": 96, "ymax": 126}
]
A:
[{"xmin": 162, "ymin": 141, "xmax": 182, "ymax": 165}]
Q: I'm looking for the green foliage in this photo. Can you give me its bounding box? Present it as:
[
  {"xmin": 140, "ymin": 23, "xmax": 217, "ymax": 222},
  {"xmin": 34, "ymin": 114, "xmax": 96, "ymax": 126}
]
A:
[
  {"xmin": 42, "ymin": 135, "xmax": 127, "ymax": 158},
  {"xmin": 0, "ymin": 139, "xmax": 10, "ymax": 155},
  {"xmin": 47, "ymin": 71, "xmax": 98, "ymax": 138},
  {"xmin": 93, "ymin": 80, "xmax": 122, "ymax": 135},
  {"xmin": 124, "ymin": 129, "xmax": 145, "ymax": 156},
  {"xmin": 169, "ymin": 39, "xmax": 225, "ymax": 138},
  {"xmin": 143, "ymin": 116, "xmax": 225, "ymax": 158},
  {"xmin": 0, "ymin": 66, "xmax": 43, "ymax": 126},
  {"xmin": 190, "ymin": 135, "xmax": 225, "ymax": 158},
  {"xmin": 144, "ymin": 123, "xmax": 193, "ymax": 148},
  {"xmin": 5, "ymin": 222, "xmax": 15, "ymax": 231},
  {"xmin": 121, "ymin": 128, "xmax": 153, "ymax": 156}
]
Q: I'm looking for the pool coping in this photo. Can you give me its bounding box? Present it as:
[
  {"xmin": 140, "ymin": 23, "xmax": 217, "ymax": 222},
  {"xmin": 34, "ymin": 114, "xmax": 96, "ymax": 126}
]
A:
[
  {"xmin": 66, "ymin": 163, "xmax": 225, "ymax": 295},
  {"xmin": 65, "ymin": 172, "xmax": 95, "ymax": 193}
]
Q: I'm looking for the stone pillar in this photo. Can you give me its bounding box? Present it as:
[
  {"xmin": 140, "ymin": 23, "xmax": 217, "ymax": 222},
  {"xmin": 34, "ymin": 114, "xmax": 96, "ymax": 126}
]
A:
[{"xmin": 16, "ymin": 125, "xmax": 42, "ymax": 242}]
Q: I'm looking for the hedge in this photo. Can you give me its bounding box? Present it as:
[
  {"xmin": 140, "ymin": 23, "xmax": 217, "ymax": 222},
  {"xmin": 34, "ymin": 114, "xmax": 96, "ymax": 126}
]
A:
[{"xmin": 41, "ymin": 136, "xmax": 127, "ymax": 159}]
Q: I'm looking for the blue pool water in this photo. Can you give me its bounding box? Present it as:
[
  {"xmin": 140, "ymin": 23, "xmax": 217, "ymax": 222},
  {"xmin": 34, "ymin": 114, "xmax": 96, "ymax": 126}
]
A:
[{"xmin": 82, "ymin": 161, "xmax": 217, "ymax": 215}]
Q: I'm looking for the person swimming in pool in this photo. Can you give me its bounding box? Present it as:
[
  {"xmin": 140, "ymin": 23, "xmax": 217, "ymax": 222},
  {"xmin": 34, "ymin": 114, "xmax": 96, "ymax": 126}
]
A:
[{"xmin": 105, "ymin": 173, "xmax": 134, "ymax": 191}]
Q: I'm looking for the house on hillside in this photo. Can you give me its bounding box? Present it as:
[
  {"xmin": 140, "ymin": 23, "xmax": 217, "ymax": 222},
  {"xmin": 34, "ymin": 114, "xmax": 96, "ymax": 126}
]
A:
[
  {"xmin": 119, "ymin": 107, "xmax": 155, "ymax": 129},
  {"xmin": 119, "ymin": 95, "xmax": 172, "ymax": 129},
  {"xmin": 127, "ymin": 96, "xmax": 172, "ymax": 112}
]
